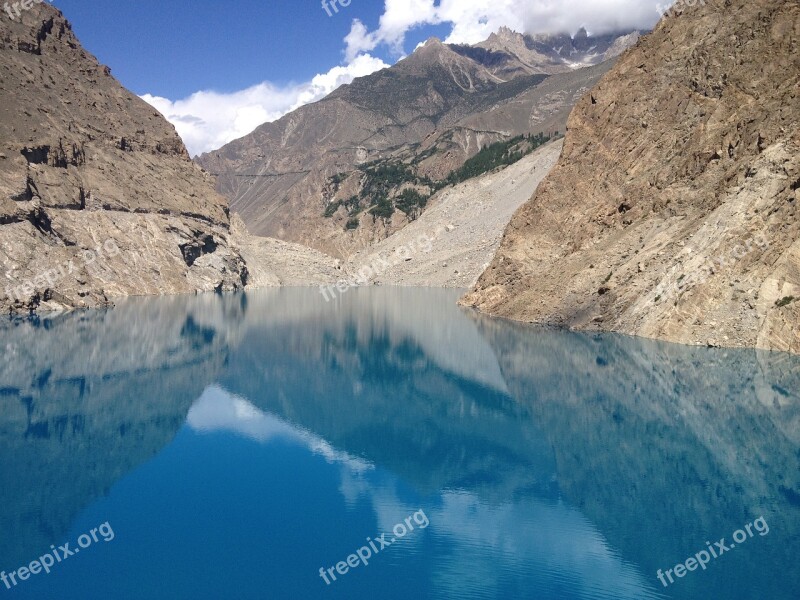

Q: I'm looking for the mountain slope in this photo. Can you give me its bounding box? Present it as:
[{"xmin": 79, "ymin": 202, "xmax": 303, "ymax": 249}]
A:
[
  {"xmin": 0, "ymin": 4, "xmax": 247, "ymax": 312},
  {"xmin": 463, "ymin": 0, "xmax": 800, "ymax": 353},
  {"xmin": 197, "ymin": 31, "xmax": 632, "ymax": 258}
]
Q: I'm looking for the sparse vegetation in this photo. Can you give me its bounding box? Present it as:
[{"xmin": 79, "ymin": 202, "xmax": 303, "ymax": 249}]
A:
[
  {"xmin": 412, "ymin": 144, "xmax": 440, "ymax": 165},
  {"xmin": 371, "ymin": 196, "xmax": 395, "ymax": 220},
  {"xmin": 360, "ymin": 161, "xmax": 424, "ymax": 200},
  {"xmin": 323, "ymin": 200, "xmax": 342, "ymax": 218},
  {"xmin": 775, "ymin": 296, "xmax": 796, "ymax": 308},
  {"xmin": 345, "ymin": 217, "xmax": 360, "ymax": 230},
  {"xmin": 323, "ymin": 132, "xmax": 552, "ymax": 223},
  {"xmin": 324, "ymin": 196, "xmax": 362, "ymax": 220},
  {"xmin": 329, "ymin": 172, "xmax": 348, "ymax": 185},
  {"xmin": 343, "ymin": 195, "xmax": 361, "ymax": 216},
  {"xmin": 395, "ymin": 189, "xmax": 428, "ymax": 220},
  {"xmin": 444, "ymin": 133, "xmax": 551, "ymax": 186}
]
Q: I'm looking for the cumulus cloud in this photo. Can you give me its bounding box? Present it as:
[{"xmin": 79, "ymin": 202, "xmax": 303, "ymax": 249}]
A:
[
  {"xmin": 345, "ymin": 0, "xmax": 663, "ymax": 59},
  {"xmin": 141, "ymin": 54, "xmax": 388, "ymax": 157}
]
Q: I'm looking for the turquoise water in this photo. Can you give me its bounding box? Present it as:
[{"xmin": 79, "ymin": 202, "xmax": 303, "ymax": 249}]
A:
[{"xmin": 0, "ymin": 288, "xmax": 798, "ymax": 599}]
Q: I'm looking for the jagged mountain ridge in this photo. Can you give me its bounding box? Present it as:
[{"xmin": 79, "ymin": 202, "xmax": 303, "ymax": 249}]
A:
[
  {"xmin": 457, "ymin": 26, "xmax": 641, "ymax": 79},
  {"xmin": 197, "ymin": 28, "xmax": 638, "ymax": 258},
  {"xmin": 463, "ymin": 0, "xmax": 800, "ymax": 354}
]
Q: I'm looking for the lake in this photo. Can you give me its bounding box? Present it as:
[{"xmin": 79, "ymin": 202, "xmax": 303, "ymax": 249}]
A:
[{"xmin": 0, "ymin": 287, "xmax": 798, "ymax": 599}]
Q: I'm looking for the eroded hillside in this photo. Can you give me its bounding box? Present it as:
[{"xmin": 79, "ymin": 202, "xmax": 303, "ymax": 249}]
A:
[{"xmin": 464, "ymin": 0, "xmax": 800, "ymax": 354}]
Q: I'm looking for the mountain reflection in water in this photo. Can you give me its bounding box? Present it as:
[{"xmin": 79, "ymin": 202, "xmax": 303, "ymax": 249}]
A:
[{"xmin": 0, "ymin": 288, "xmax": 797, "ymax": 599}]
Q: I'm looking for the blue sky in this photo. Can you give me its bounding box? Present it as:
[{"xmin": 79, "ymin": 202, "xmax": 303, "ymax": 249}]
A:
[
  {"xmin": 53, "ymin": 0, "xmax": 447, "ymax": 98},
  {"xmin": 49, "ymin": 0, "xmax": 664, "ymax": 156}
]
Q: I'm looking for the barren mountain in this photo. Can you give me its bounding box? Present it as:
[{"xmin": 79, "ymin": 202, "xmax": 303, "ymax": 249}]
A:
[
  {"xmin": 0, "ymin": 4, "xmax": 251, "ymax": 312},
  {"xmin": 197, "ymin": 30, "xmax": 636, "ymax": 258},
  {"xmin": 463, "ymin": 0, "xmax": 800, "ymax": 354},
  {"xmin": 463, "ymin": 26, "xmax": 641, "ymax": 78},
  {"xmin": 0, "ymin": 4, "xmax": 344, "ymax": 314}
]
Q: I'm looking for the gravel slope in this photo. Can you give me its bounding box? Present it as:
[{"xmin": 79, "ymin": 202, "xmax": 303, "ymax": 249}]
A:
[{"xmin": 342, "ymin": 140, "xmax": 563, "ymax": 288}]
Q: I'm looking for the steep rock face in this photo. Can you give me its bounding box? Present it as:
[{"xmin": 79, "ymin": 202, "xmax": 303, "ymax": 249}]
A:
[
  {"xmin": 464, "ymin": 0, "xmax": 800, "ymax": 354},
  {"xmin": 197, "ymin": 32, "xmax": 628, "ymax": 258},
  {"xmin": 0, "ymin": 5, "xmax": 247, "ymax": 313}
]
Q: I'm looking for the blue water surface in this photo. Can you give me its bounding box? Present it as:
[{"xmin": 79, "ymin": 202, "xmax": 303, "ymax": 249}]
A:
[{"xmin": 0, "ymin": 288, "xmax": 797, "ymax": 599}]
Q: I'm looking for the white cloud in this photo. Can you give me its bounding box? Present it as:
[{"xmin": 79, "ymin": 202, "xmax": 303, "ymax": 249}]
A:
[
  {"xmin": 141, "ymin": 54, "xmax": 389, "ymax": 157},
  {"xmin": 291, "ymin": 53, "xmax": 389, "ymax": 110},
  {"xmin": 344, "ymin": 0, "xmax": 663, "ymax": 58},
  {"xmin": 344, "ymin": 19, "xmax": 379, "ymax": 63}
]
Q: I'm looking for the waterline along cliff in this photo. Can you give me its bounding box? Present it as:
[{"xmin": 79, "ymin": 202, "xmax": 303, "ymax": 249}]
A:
[{"xmin": 463, "ymin": 0, "xmax": 799, "ymax": 354}]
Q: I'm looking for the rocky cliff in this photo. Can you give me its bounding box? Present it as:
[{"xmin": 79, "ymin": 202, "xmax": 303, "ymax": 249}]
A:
[
  {"xmin": 463, "ymin": 0, "xmax": 799, "ymax": 354},
  {"xmin": 0, "ymin": 4, "xmax": 248, "ymax": 313}
]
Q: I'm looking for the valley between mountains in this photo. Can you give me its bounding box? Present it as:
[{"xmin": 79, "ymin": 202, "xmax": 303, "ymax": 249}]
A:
[{"xmin": 0, "ymin": 1, "xmax": 797, "ymax": 354}]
